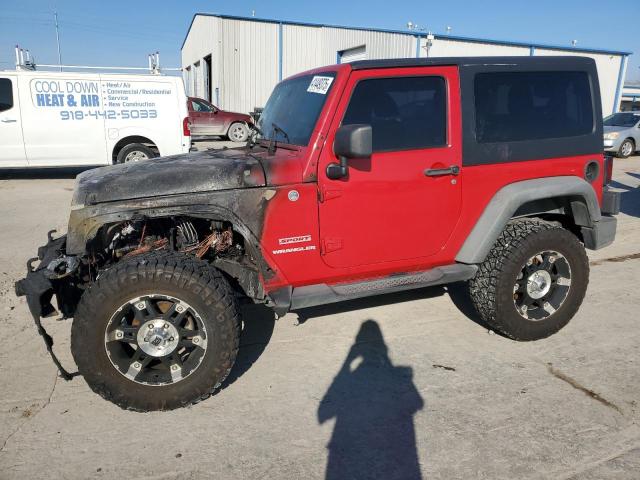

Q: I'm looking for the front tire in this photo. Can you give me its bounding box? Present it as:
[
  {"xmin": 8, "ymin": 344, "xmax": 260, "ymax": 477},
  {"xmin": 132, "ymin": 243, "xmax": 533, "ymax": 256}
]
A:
[
  {"xmin": 617, "ymin": 139, "xmax": 635, "ymax": 158},
  {"xmin": 468, "ymin": 218, "xmax": 589, "ymax": 341},
  {"xmin": 227, "ymin": 122, "xmax": 249, "ymax": 143},
  {"xmin": 71, "ymin": 252, "xmax": 240, "ymax": 411}
]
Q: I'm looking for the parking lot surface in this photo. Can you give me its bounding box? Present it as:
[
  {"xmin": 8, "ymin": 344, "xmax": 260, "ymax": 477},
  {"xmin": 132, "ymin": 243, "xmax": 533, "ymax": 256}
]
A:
[{"xmin": 0, "ymin": 149, "xmax": 639, "ymax": 479}]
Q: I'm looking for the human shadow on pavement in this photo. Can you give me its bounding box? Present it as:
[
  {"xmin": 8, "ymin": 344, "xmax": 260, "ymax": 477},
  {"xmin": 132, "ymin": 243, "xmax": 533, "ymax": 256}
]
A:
[
  {"xmin": 220, "ymin": 303, "xmax": 275, "ymax": 390},
  {"xmin": 318, "ymin": 320, "xmax": 424, "ymax": 480}
]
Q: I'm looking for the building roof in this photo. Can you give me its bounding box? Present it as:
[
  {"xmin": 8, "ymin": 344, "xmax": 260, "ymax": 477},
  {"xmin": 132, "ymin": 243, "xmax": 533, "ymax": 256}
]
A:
[{"xmin": 182, "ymin": 13, "xmax": 633, "ymax": 57}]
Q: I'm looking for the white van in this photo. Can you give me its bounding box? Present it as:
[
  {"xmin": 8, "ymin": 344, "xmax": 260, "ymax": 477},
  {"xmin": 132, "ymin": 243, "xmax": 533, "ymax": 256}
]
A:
[{"xmin": 0, "ymin": 70, "xmax": 191, "ymax": 168}]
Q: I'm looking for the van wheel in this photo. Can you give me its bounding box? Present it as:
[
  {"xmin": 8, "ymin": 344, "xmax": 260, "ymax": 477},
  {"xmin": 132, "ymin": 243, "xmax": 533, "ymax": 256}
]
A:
[
  {"xmin": 617, "ymin": 139, "xmax": 635, "ymax": 158},
  {"xmin": 71, "ymin": 251, "xmax": 240, "ymax": 411},
  {"xmin": 468, "ymin": 218, "xmax": 589, "ymax": 341},
  {"xmin": 227, "ymin": 123, "xmax": 249, "ymax": 143},
  {"xmin": 116, "ymin": 143, "xmax": 156, "ymax": 164}
]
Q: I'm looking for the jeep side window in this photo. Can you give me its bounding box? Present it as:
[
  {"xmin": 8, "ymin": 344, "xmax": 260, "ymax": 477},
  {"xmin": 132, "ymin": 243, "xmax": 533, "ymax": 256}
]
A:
[
  {"xmin": 0, "ymin": 78, "xmax": 13, "ymax": 112},
  {"xmin": 474, "ymin": 71, "xmax": 593, "ymax": 143},
  {"xmin": 342, "ymin": 76, "xmax": 447, "ymax": 152}
]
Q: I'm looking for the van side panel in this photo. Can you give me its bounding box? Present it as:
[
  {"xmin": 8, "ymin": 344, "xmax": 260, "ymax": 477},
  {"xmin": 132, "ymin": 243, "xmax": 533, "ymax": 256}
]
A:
[
  {"xmin": 101, "ymin": 75, "xmax": 190, "ymax": 160},
  {"xmin": 19, "ymin": 73, "xmax": 108, "ymax": 166},
  {"xmin": 6, "ymin": 72, "xmax": 189, "ymax": 168}
]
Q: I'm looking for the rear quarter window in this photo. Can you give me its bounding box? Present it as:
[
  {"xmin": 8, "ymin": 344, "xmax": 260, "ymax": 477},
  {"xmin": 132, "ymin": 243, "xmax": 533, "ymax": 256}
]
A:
[{"xmin": 474, "ymin": 71, "xmax": 594, "ymax": 143}]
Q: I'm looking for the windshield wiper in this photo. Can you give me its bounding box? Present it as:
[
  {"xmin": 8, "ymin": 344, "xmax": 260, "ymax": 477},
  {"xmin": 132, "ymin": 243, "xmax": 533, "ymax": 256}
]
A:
[
  {"xmin": 266, "ymin": 122, "xmax": 291, "ymax": 155},
  {"xmin": 271, "ymin": 122, "xmax": 290, "ymax": 143}
]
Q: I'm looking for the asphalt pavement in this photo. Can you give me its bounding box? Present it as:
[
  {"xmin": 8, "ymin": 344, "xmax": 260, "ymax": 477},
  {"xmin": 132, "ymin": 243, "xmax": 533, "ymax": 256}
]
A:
[{"xmin": 0, "ymin": 149, "xmax": 638, "ymax": 479}]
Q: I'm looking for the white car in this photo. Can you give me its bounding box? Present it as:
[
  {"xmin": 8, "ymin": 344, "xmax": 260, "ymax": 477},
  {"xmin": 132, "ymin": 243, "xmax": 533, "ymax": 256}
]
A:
[
  {"xmin": 603, "ymin": 112, "xmax": 640, "ymax": 158},
  {"xmin": 0, "ymin": 70, "xmax": 191, "ymax": 168}
]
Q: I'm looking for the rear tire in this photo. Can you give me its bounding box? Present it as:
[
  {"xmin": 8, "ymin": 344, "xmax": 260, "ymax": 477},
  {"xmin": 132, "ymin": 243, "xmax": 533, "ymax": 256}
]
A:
[
  {"xmin": 116, "ymin": 143, "xmax": 156, "ymax": 164},
  {"xmin": 71, "ymin": 251, "xmax": 240, "ymax": 411},
  {"xmin": 468, "ymin": 218, "xmax": 589, "ymax": 341},
  {"xmin": 227, "ymin": 122, "xmax": 249, "ymax": 143},
  {"xmin": 617, "ymin": 139, "xmax": 635, "ymax": 158}
]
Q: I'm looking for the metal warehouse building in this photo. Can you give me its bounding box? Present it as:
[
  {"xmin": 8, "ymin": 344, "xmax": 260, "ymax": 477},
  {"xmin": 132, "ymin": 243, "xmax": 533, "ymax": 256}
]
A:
[
  {"xmin": 181, "ymin": 13, "xmax": 631, "ymax": 116},
  {"xmin": 621, "ymin": 84, "xmax": 640, "ymax": 111}
]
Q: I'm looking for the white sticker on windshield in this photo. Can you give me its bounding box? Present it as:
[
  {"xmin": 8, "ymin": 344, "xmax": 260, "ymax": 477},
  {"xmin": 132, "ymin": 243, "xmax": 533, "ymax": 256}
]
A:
[{"xmin": 307, "ymin": 76, "xmax": 334, "ymax": 95}]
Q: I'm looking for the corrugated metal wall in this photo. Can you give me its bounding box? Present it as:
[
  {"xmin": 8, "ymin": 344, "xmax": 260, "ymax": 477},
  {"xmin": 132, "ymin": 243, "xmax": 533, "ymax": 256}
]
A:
[
  {"xmin": 426, "ymin": 38, "xmax": 530, "ymax": 57},
  {"xmin": 220, "ymin": 19, "xmax": 279, "ymax": 114},
  {"xmin": 181, "ymin": 16, "xmax": 278, "ymax": 114},
  {"xmin": 181, "ymin": 15, "xmax": 218, "ymax": 97},
  {"xmin": 282, "ymin": 24, "xmax": 324, "ymax": 78},
  {"xmin": 181, "ymin": 15, "xmax": 627, "ymax": 115},
  {"xmin": 320, "ymin": 27, "xmax": 414, "ymax": 64}
]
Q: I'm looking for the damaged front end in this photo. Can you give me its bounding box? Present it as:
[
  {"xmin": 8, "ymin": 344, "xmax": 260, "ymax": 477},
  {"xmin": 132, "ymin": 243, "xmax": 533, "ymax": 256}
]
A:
[{"xmin": 15, "ymin": 231, "xmax": 85, "ymax": 379}]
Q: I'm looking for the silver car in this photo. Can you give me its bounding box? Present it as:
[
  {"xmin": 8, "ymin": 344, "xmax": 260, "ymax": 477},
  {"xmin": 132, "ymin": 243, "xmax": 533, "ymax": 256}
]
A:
[{"xmin": 603, "ymin": 112, "xmax": 640, "ymax": 158}]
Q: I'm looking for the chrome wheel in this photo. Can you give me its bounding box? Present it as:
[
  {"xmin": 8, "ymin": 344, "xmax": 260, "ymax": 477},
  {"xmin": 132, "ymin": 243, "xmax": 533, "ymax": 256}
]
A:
[
  {"xmin": 621, "ymin": 140, "xmax": 633, "ymax": 157},
  {"xmin": 513, "ymin": 251, "xmax": 572, "ymax": 321},
  {"xmin": 123, "ymin": 150, "xmax": 149, "ymax": 162},
  {"xmin": 104, "ymin": 294, "xmax": 208, "ymax": 386}
]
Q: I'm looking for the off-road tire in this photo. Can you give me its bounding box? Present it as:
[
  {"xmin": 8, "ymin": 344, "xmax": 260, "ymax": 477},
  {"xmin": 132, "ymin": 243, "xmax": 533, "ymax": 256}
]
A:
[
  {"xmin": 468, "ymin": 218, "xmax": 589, "ymax": 341},
  {"xmin": 71, "ymin": 251, "xmax": 240, "ymax": 411},
  {"xmin": 227, "ymin": 122, "xmax": 249, "ymax": 143},
  {"xmin": 115, "ymin": 143, "xmax": 156, "ymax": 164},
  {"xmin": 617, "ymin": 138, "xmax": 635, "ymax": 159}
]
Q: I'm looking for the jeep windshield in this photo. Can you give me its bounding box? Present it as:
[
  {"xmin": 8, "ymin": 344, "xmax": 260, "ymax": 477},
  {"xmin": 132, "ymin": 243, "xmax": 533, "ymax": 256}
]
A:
[
  {"xmin": 257, "ymin": 73, "xmax": 336, "ymax": 146},
  {"xmin": 604, "ymin": 112, "xmax": 640, "ymax": 127}
]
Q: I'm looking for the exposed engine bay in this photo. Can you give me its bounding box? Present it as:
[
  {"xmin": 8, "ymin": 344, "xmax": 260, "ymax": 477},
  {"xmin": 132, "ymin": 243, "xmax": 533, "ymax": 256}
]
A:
[
  {"xmin": 102, "ymin": 218, "xmax": 239, "ymax": 262},
  {"xmin": 17, "ymin": 216, "xmax": 263, "ymax": 320}
]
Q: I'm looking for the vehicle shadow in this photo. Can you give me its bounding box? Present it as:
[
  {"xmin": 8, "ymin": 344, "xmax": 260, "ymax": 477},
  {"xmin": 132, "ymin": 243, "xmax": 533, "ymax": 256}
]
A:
[
  {"xmin": 220, "ymin": 302, "xmax": 276, "ymax": 391},
  {"xmin": 221, "ymin": 284, "xmax": 489, "ymax": 395},
  {"xmin": 0, "ymin": 167, "xmax": 93, "ymax": 180},
  {"xmin": 610, "ymin": 175, "xmax": 640, "ymax": 218},
  {"xmin": 318, "ymin": 319, "xmax": 424, "ymax": 480}
]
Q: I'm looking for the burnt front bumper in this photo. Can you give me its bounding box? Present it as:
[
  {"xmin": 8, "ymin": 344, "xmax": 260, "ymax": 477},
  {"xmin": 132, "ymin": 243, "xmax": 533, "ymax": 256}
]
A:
[{"xmin": 14, "ymin": 232, "xmax": 81, "ymax": 380}]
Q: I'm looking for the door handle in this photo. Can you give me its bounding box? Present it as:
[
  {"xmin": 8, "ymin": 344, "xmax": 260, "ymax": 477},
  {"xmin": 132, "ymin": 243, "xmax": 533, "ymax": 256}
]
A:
[
  {"xmin": 1, "ymin": 118, "xmax": 17, "ymax": 123},
  {"xmin": 424, "ymin": 165, "xmax": 460, "ymax": 177}
]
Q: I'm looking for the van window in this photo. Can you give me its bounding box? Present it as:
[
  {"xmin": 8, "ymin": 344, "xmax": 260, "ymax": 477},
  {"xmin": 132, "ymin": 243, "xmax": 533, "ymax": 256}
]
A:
[
  {"xmin": 474, "ymin": 72, "xmax": 593, "ymax": 143},
  {"xmin": 342, "ymin": 76, "xmax": 447, "ymax": 152},
  {"xmin": 0, "ymin": 78, "xmax": 13, "ymax": 112}
]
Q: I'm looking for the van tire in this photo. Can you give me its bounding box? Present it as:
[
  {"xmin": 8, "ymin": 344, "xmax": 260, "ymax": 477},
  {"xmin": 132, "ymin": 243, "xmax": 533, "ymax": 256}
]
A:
[
  {"xmin": 71, "ymin": 251, "xmax": 241, "ymax": 411},
  {"xmin": 116, "ymin": 143, "xmax": 156, "ymax": 164},
  {"xmin": 227, "ymin": 123, "xmax": 249, "ymax": 143},
  {"xmin": 468, "ymin": 218, "xmax": 589, "ymax": 341}
]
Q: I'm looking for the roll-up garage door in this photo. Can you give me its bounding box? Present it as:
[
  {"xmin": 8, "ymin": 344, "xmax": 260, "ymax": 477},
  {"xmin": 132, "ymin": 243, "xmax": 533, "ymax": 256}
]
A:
[{"xmin": 339, "ymin": 46, "xmax": 367, "ymax": 63}]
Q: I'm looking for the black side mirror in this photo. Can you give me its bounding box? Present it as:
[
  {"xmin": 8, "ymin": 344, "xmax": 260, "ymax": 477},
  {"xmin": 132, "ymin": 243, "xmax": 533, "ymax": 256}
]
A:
[{"xmin": 327, "ymin": 124, "xmax": 372, "ymax": 179}]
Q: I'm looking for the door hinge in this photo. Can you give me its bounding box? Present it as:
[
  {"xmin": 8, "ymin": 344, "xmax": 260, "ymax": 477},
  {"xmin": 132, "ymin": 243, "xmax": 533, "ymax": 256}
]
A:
[
  {"xmin": 321, "ymin": 238, "xmax": 343, "ymax": 255},
  {"xmin": 319, "ymin": 186, "xmax": 342, "ymax": 203}
]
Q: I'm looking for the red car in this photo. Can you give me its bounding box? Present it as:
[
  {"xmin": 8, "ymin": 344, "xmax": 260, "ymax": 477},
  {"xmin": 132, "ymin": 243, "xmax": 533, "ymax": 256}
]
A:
[{"xmin": 187, "ymin": 96, "xmax": 253, "ymax": 142}]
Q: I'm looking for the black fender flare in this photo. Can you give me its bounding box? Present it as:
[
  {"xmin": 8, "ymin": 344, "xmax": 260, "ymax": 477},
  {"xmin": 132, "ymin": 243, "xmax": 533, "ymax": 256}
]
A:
[{"xmin": 456, "ymin": 176, "xmax": 601, "ymax": 264}]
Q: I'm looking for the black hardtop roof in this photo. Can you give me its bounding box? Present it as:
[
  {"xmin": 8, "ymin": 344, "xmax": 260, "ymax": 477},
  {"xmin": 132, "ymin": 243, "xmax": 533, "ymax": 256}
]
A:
[{"xmin": 348, "ymin": 56, "xmax": 595, "ymax": 71}]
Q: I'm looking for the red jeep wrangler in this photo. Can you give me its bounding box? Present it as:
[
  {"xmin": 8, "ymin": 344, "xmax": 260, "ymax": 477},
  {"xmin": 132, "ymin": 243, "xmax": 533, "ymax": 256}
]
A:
[{"xmin": 16, "ymin": 56, "xmax": 620, "ymax": 411}]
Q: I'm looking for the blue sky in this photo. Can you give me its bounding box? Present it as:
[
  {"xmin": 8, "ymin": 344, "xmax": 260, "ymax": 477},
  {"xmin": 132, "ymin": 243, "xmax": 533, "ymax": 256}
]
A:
[{"xmin": 1, "ymin": 0, "xmax": 638, "ymax": 82}]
